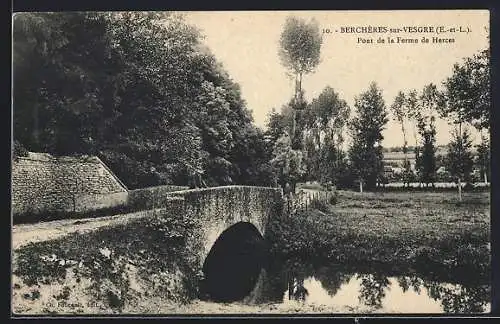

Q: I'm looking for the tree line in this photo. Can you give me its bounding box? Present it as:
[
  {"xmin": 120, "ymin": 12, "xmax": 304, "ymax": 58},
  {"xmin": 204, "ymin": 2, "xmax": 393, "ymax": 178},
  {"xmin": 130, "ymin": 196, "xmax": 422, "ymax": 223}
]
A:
[
  {"xmin": 12, "ymin": 13, "xmax": 490, "ymax": 196},
  {"xmin": 13, "ymin": 12, "xmax": 275, "ymax": 189},
  {"xmin": 267, "ymin": 16, "xmax": 490, "ymax": 194}
]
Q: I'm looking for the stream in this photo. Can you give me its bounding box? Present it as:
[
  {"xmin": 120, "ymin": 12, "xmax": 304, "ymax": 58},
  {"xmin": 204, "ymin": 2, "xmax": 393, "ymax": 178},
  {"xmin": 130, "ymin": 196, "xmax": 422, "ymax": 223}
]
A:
[
  {"xmin": 197, "ymin": 261, "xmax": 490, "ymax": 314},
  {"xmin": 197, "ymin": 225, "xmax": 490, "ymax": 314}
]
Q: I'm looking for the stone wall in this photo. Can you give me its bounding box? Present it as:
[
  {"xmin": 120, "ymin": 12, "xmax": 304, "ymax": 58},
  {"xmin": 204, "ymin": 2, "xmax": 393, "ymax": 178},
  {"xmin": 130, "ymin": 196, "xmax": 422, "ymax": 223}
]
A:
[
  {"xmin": 12, "ymin": 152, "xmax": 128, "ymax": 215},
  {"xmin": 74, "ymin": 192, "xmax": 129, "ymax": 213},
  {"xmin": 127, "ymin": 185, "xmax": 189, "ymax": 210},
  {"xmin": 166, "ymin": 185, "xmax": 284, "ymax": 265},
  {"xmin": 168, "ymin": 186, "xmax": 283, "ymax": 234}
]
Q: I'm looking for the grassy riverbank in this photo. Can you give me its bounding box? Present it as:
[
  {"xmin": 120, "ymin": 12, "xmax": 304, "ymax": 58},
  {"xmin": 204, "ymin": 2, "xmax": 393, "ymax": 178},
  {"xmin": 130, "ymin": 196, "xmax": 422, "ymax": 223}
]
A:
[
  {"xmin": 11, "ymin": 208, "xmax": 203, "ymax": 315},
  {"xmin": 267, "ymin": 190, "xmax": 490, "ymax": 284}
]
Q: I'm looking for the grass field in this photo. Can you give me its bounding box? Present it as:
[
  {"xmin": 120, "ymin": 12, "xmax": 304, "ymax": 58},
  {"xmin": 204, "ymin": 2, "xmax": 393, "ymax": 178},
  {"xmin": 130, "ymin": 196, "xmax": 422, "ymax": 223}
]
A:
[
  {"xmin": 334, "ymin": 190, "xmax": 489, "ymax": 236},
  {"xmin": 268, "ymin": 190, "xmax": 490, "ymax": 284}
]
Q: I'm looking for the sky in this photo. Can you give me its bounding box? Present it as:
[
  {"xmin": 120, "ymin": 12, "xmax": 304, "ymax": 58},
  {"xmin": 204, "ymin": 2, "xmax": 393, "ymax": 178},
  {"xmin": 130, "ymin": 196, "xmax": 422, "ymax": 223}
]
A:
[{"xmin": 183, "ymin": 10, "xmax": 489, "ymax": 148}]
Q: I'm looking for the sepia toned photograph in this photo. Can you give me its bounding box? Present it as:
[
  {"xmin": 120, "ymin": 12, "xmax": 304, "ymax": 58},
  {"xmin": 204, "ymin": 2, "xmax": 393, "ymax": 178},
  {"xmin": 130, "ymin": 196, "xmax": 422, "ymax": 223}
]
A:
[{"xmin": 11, "ymin": 10, "xmax": 490, "ymax": 315}]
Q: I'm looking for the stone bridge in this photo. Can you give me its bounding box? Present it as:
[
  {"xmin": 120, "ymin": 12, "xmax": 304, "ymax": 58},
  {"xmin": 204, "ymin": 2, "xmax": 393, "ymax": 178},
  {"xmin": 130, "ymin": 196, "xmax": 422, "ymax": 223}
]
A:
[
  {"xmin": 12, "ymin": 184, "xmax": 284, "ymax": 304},
  {"xmin": 166, "ymin": 185, "xmax": 283, "ymax": 269}
]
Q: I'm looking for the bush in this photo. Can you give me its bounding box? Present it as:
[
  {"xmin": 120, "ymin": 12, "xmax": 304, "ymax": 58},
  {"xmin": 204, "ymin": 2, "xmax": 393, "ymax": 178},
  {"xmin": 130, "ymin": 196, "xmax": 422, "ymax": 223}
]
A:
[
  {"xmin": 463, "ymin": 182, "xmax": 474, "ymax": 191},
  {"xmin": 12, "ymin": 140, "xmax": 29, "ymax": 159},
  {"xmin": 336, "ymin": 169, "xmax": 357, "ymax": 190},
  {"xmin": 266, "ymin": 209, "xmax": 335, "ymax": 259},
  {"xmin": 329, "ymin": 193, "xmax": 338, "ymax": 205}
]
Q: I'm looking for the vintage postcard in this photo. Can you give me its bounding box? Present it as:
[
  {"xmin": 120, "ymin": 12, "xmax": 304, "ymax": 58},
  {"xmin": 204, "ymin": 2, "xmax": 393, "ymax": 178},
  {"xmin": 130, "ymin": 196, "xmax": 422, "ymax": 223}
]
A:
[{"xmin": 11, "ymin": 10, "xmax": 490, "ymax": 316}]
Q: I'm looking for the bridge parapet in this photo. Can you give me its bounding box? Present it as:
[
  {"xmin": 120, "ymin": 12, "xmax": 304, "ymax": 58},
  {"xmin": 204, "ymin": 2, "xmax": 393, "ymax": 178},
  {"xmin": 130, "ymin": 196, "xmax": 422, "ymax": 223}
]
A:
[{"xmin": 166, "ymin": 186, "xmax": 283, "ymax": 267}]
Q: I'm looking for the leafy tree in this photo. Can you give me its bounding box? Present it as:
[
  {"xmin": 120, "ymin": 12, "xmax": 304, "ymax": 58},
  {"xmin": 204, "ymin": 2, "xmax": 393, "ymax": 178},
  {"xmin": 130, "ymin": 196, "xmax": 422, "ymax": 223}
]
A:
[
  {"xmin": 13, "ymin": 12, "xmax": 115, "ymax": 155},
  {"xmin": 13, "ymin": 12, "xmax": 265, "ymax": 189},
  {"xmin": 302, "ymin": 134, "xmax": 320, "ymax": 182},
  {"xmin": 230, "ymin": 124, "xmax": 276, "ymax": 187},
  {"xmin": 405, "ymin": 89, "xmax": 421, "ymax": 173},
  {"xmin": 13, "ymin": 12, "xmax": 203, "ymax": 188},
  {"xmin": 416, "ymin": 120, "xmax": 437, "ymax": 187},
  {"xmin": 265, "ymin": 101, "xmax": 311, "ymax": 191},
  {"xmin": 390, "ymin": 92, "xmax": 408, "ymax": 150},
  {"xmin": 349, "ymin": 82, "xmax": 388, "ymax": 192},
  {"xmin": 317, "ymin": 139, "xmax": 350, "ymax": 187},
  {"xmin": 290, "ymin": 91, "xmax": 309, "ymax": 150},
  {"xmin": 440, "ymin": 49, "xmax": 490, "ymax": 130},
  {"xmin": 440, "ymin": 48, "xmax": 491, "ymax": 186},
  {"xmin": 265, "ymin": 108, "xmax": 289, "ymax": 144},
  {"xmin": 415, "ymin": 84, "xmax": 442, "ymax": 187},
  {"xmin": 270, "ymin": 133, "xmax": 306, "ymax": 193},
  {"xmin": 446, "ymin": 127, "xmax": 474, "ymax": 186},
  {"xmin": 300, "ymin": 86, "xmax": 350, "ymax": 185},
  {"xmin": 308, "ymin": 86, "xmax": 350, "ymax": 150},
  {"xmin": 418, "ymin": 84, "xmax": 443, "ymax": 130},
  {"xmin": 390, "ymin": 91, "xmax": 413, "ymax": 186},
  {"xmin": 475, "ymin": 134, "xmax": 490, "ymax": 184},
  {"xmin": 278, "ymin": 16, "xmax": 322, "ymax": 96},
  {"xmin": 96, "ymin": 12, "xmax": 210, "ymax": 188},
  {"xmin": 279, "ymin": 16, "xmax": 322, "ymax": 148}
]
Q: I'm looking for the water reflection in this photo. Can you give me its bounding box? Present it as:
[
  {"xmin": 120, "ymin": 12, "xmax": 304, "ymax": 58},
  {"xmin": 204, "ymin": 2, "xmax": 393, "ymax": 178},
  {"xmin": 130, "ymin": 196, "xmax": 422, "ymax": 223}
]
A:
[
  {"xmin": 398, "ymin": 276, "xmax": 491, "ymax": 313},
  {"xmin": 315, "ymin": 268, "xmax": 352, "ymax": 297},
  {"xmin": 357, "ymin": 273, "xmax": 390, "ymax": 309},
  {"xmin": 248, "ymin": 262, "xmax": 490, "ymax": 313},
  {"xmin": 288, "ymin": 277, "xmax": 309, "ymax": 301},
  {"xmin": 198, "ymin": 231, "xmax": 490, "ymax": 313}
]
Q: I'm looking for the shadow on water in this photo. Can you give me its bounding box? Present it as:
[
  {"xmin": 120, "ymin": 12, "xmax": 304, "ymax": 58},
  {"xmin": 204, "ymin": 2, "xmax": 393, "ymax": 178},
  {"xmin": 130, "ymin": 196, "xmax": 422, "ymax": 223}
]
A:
[
  {"xmin": 197, "ymin": 225, "xmax": 489, "ymax": 313},
  {"xmin": 199, "ymin": 222, "xmax": 266, "ymax": 302}
]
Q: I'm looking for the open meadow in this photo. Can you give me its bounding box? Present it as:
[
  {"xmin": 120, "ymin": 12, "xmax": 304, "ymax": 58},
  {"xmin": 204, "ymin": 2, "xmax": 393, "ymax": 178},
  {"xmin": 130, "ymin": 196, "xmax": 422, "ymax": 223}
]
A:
[{"xmin": 269, "ymin": 189, "xmax": 490, "ymax": 284}]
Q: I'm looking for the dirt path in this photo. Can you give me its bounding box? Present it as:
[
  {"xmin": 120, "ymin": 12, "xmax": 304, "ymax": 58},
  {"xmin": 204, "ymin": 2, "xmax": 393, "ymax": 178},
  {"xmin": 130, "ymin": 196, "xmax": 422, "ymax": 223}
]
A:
[{"xmin": 12, "ymin": 209, "xmax": 161, "ymax": 250}]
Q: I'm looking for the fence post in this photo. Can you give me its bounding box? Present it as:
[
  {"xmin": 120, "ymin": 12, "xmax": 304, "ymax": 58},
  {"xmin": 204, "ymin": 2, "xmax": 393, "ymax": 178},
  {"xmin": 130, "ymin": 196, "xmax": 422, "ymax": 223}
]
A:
[{"xmin": 72, "ymin": 178, "xmax": 78, "ymax": 213}]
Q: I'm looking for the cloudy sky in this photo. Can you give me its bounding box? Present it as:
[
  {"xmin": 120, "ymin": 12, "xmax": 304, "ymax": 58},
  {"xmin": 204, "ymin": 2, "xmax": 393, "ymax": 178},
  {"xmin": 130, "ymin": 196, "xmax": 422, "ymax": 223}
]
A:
[{"xmin": 183, "ymin": 10, "xmax": 489, "ymax": 147}]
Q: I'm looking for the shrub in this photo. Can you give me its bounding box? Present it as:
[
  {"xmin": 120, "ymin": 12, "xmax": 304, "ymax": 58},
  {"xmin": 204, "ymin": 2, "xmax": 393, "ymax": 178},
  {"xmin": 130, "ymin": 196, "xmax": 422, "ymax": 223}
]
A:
[
  {"xmin": 12, "ymin": 140, "xmax": 29, "ymax": 159},
  {"xmin": 329, "ymin": 193, "xmax": 338, "ymax": 205},
  {"xmin": 463, "ymin": 182, "xmax": 474, "ymax": 191}
]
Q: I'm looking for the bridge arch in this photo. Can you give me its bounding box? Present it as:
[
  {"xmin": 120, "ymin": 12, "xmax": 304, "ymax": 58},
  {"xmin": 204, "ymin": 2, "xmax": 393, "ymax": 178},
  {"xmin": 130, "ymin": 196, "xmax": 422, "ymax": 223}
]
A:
[
  {"xmin": 167, "ymin": 186, "xmax": 282, "ymax": 262},
  {"xmin": 201, "ymin": 222, "xmax": 266, "ymax": 301},
  {"xmin": 165, "ymin": 185, "xmax": 283, "ymax": 299}
]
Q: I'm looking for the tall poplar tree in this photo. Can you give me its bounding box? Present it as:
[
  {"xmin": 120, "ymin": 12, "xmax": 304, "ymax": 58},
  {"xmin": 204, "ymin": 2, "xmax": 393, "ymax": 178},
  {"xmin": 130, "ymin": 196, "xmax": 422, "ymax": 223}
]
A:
[
  {"xmin": 278, "ymin": 16, "xmax": 322, "ymax": 149},
  {"xmin": 349, "ymin": 82, "xmax": 388, "ymax": 192}
]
